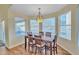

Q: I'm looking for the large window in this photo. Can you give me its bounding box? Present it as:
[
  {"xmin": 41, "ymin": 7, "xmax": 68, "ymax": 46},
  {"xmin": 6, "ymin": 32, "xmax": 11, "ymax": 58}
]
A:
[
  {"xmin": 59, "ymin": 11, "xmax": 71, "ymax": 40},
  {"xmin": 42, "ymin": 17, "xmax": 55, "ymax": 34},
  {"xmin": 15, "ymin": 17, "xmax": 25, "ymax": 36},
  {"xmin": 30, "ymin": 20, "xmax": 39, "ymax": 34}
]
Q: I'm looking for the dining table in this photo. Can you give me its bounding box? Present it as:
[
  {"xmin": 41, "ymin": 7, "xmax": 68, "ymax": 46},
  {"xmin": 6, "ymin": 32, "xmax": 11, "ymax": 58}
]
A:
[{"xmin": 25, "ymin": 33, "xmax": 55, "ymax": 55}]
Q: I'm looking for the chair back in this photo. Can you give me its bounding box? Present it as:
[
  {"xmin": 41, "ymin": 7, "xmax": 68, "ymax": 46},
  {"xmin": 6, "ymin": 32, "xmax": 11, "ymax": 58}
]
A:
[
  {"xmin": 39, "ymin": 32, "xmax": 44, "ymax": 36},
  {"xmin": 34, "ymin": 34, "xmax": 41, "ymax": 38},
  {"xmin": 28, "ymin": 35, "xmax": 33, "ymax": 43},
  {"xmin": 27, "ymin": 32, "xmax": 32, "ymax": 36},
  {"xmin": 45, "ymin": 32, "xmax": 51, "ymax": 37},
  {"xmin": 53, "ymin": 35, "xmax": 57, "ymax": 47},
  {"xmin": 34, "ymin": 38, "xmax": 43, "ymax": 45}
]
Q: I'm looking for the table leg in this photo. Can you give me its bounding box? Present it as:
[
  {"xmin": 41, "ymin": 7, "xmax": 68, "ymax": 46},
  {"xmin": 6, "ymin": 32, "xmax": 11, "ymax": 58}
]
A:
[
  {"xmin": 25, "ymin": 37, "xmax": 27, "ymax": 50},
  {"xmin": 50, "ymin": 42, "xmax": 52, "ymax": 55},
  {"xmin": 45, "ymin": 45, "xmax": 47, "ymax": 55}
]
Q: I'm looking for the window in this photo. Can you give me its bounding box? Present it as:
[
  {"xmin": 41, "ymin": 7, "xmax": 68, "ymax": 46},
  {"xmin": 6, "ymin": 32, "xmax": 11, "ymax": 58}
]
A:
[
  {"xmin": 30, "ymin": 20, "xmax": 39, "ymax": 34},
  {"xmin": 15, "ymin": 17, "xmax": 25, "ymax": 36},
  {"xmin": 59, "ymin": 11, "xmax": 71, "ymax": 40},
  {"xmin": 42, "ymin": 17, "xmax": 55, "ymax": 34}
]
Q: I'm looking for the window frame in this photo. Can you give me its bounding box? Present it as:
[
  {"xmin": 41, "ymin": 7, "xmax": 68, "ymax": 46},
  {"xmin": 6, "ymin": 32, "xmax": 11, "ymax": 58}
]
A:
[
  {"xmin": 30, "ymin": 19, "xmax": 39, "ymax": 34},
  {"xmin": 59, "ymin": 11, "xmax": 71, "ymax": 40},
  {"xmin": 15, "ymin": 17, "xmax": 25, "ymax": 36},
  {"xmin": 42, "ymin": 17, "xmax": 56, "ymax": 35}
]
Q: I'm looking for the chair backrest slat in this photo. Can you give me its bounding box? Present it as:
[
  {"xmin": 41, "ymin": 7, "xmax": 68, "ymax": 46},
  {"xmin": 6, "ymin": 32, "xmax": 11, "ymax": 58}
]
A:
[
  {"xmin": 53, "ymin": 35, "xmax": 57, "ymax": 47},
  {"xmin": 34, "ymin": 38, "xmax": 43, "ymax": 45},
  {"xmin": 27, "ymin": 32, "xmax": 32, "ymax": 36},
  {"xmin": 45, "ymin": 32, "xmax": 51, "ymax": 37},
  {"xmin": 34, "ymin": 35, "xmax": 41, "ymax": 38},
  {"xmin": 39, "ymin": 32, "xmax": 44, "ymax": 36},
  {"xmin": 28, "ymin": 36, "xmax": 33, "ymax": 43}
]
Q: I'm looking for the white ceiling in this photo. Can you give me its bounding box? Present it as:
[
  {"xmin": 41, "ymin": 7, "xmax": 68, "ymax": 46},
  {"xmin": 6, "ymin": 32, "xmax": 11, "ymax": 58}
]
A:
[{"xmin": 9, "ymin": 4, "xmax": 67, "ymax": 16}]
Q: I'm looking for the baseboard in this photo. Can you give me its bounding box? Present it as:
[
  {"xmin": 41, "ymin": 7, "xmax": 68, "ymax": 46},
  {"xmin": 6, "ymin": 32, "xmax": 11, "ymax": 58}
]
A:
[
  {"xmin": 57, "ymin": 43, "xmax": 73, "ymax": 55},
  {"xmin": 7, "ymin": 42, "xmax": 25, "ymax": 49}
]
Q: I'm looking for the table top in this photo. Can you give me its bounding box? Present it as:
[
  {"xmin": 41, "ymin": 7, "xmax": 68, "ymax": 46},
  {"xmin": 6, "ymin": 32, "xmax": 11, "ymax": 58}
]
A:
[
  {"xmin": 41, "ymin": 36, "xmax": 54, "ymax": 42},
  {"xmin": 25, "ymin": 33, "xmax": 55, "ymax": 42}
]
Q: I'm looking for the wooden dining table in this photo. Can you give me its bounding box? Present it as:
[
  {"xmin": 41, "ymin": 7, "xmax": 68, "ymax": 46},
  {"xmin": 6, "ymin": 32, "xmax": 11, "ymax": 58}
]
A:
[{"xmin": 25, "ymin": 33, "xmax": 54, "ymax": 55}]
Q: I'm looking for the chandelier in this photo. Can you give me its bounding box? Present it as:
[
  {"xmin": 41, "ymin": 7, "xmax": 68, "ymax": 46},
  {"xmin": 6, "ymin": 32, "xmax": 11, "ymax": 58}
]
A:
[{"xmin": 37, "ymin": 8, "xmax": 43, "ymax": 23}]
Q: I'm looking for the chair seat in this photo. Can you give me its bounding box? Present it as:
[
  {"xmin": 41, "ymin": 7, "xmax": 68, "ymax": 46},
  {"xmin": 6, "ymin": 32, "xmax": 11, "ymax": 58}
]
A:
[
  {"xmin": 45, "ymin": 43, "xmax": 54, "ymax": 47},
  {"xmin": 45, "ymin": 43, "xmax": 57, "ymax": 49},
  {"xmin": 29, "ymin": 41, "xmax": 35, "ymax": 45},
  {"xmin": 29, "ymin": 42, "xmax": 33, "ymax": 44},
  {"xmin": 36, "ymin": 43, "xmax": 45, "ymax": 48}
]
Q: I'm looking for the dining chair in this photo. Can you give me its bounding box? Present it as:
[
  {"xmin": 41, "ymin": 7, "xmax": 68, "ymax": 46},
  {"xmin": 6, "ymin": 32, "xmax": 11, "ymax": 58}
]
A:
[
  {"xmin": 45, "ymin": 35, "xmax": 58, "ymax": 55},
  {"xmin": 34, "ymin": 34, "xmax": 41, "ymax": 38},
  {"xmin": 27, "ymin": 32, "xmax": 32, "ymax": 36},
  {"xmin": 45, "ymin": 32, "xmax": 51, "ymax": 37},
  {"xmin": 34, "ymin": 38, "xmax": 45, "ymax": 55},
  {"xmin": 25, "ymin": 36, "xmax": 28, "ymax": 50},
  {"xmin": 53, "ymin": 35, "xmax": 58, "ymax": 54},
  {"xmin": 28, "ymin": 35, "xmax": 35, "ymax": 53},
  {"xmin": 25, "ymin": 32, "xmax": 32, "ymax": 50}
]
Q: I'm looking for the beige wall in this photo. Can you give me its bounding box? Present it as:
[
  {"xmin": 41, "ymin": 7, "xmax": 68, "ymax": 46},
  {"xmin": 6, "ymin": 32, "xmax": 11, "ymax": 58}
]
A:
[
  {"xmin": 6, "ymin": 11, "xmax": 29, "ymax": 48},
  {"xmin": 0, "ymin": 4, "xmax": 11, "ymax": 47},
  {"xmin": 0, "ymin": 4, "xmax": 29, "ymax": 48},
  {"xmin": 0, "ymin": 4, "xmax": 30, "ymax": 48},
  {"xmin": 0, "ymin": 23, "xmax": 3, "ymax": 41},
  {"xmin": 37, "ymin": 5, "xmax": 79, "ymax": 54},
  {"xmin": 48, "ymin": 5, "xmax": 79, "ymax": 54},
  {"xmin": 6, "ymin": 5, "xmax": 79, "ymax": 54},
  {"xmin": 50, "ymin": 5, "xmax": 78, "ymax": 54},
  {"xmin": 0, "ymin": 4, "xmax": 79, "ymax": 54}
]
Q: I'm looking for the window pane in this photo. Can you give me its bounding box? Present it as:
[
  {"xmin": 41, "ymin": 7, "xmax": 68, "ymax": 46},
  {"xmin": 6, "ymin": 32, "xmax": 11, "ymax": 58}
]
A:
[
  {"xmin": 60, "ymin": 15, "xmax": 66, "ymax": 25},
  {"xmin": 59, "ymin": 11, "xmax": 71, "ymax": 40},
  {"xmin": 60, "ymin": 26, "xmax": 66, "ymax": 38},
  {"xmin": 30, "ymin": 20, "xmax": 39, "ymax": 34},
  {"xmin": 15, "ymin": 17, "xmax": 25, "ymax": 36},
  {"xmin": 43, "ymin": 17, "xmax": 55, "ymax": 34},
  {"xmin": 66, "ymin": 11, "xmax": 71, "ymax": 25},
  {"xmin": 66, "ymin": 26, "xmax": 71, "ymax": 40}
]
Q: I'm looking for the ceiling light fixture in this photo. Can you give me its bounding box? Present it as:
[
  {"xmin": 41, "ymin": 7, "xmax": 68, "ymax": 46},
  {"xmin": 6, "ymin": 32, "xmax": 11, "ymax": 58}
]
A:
[{"xmin": 37, "ymin": 8, "xmax": 43, "ymax": 23}]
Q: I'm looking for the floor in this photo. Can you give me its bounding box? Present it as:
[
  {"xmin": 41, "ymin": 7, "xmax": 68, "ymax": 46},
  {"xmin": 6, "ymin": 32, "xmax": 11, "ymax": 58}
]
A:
[
  {"xmin": 0, "ymin": 44, "xmax": 71, "ymax": 55},
  {"xmin": 0, "ymin": 40, "xmax": 5, "ymax": 47}
]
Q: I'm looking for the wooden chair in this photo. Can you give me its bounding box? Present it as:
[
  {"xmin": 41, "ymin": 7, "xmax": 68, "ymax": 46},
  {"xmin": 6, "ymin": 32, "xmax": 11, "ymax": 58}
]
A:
[
  {"xmin": 53, "ymin": 35, "xmax": 57, "ymax": 54},
  {"xmin": 45, "ymin": 32, "xmax": 51, "ymax": 37},
  {"xmin": 28, "ymin": 35, "xmax": 35, "ymax": 53},
  {"xmin": 34, "ymin": 38, "xmax": 45, "ymax": 55},
  {"xmin": 34, "ymin": 34, "xmax": 41, "ymax": 38},
  {"xmin": 45, "ymin": 35, "xmax": 57, "ymax": 55},
  {"xmin": 27, "ymin": 32, "xmax": 32, "ymax": 36},
  {"xmin": 25, "ymin": 36, "xmax": 28, "ymax": 50},
  {"xmin": 25, "ymin": 32, "xmax": 32, "ymax": 50}
]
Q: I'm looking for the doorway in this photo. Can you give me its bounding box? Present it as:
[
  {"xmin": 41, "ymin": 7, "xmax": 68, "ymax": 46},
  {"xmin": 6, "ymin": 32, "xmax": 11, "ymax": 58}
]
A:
[{"xmin": 0, "ymin": 21, "xmax": 5, "ymax": 47}]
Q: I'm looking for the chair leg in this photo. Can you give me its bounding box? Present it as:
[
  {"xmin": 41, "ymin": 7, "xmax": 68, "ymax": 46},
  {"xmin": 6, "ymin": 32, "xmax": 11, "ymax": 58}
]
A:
[
  {"xmin": 39, "ymin": 48, "xmax": 42, "ymax": 55},
  {"xmin": 45, "ymin": 45, "xmax": 47, "ymax": 55},
  {"xmin": 53, "ymin": 47, "xmax": 55, "ymax": 55},
  {"xmin": 35, "ymin": 46, "xmax": 37, "ymax": 54},
  {"xmin": 32, "ymin": 46, "xmax": 34, "ymax": 54},
  {"xmin": 28, "ymin": 44, "xmax": 30, "ymax": 52},
  {"xmin": 32, "ymin": 45, "xmax": 34, "ymax": 53},
  {"xmin": 56, "ymin": 47, "xmax": 57, "ymax": 54},
  {"xmin": 25, "ymin": 38, "xmax": 27, "ymax": 50},
  {"xmin": 38, "ymin": 48, "xmax": 40, "ymax": 54}
]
